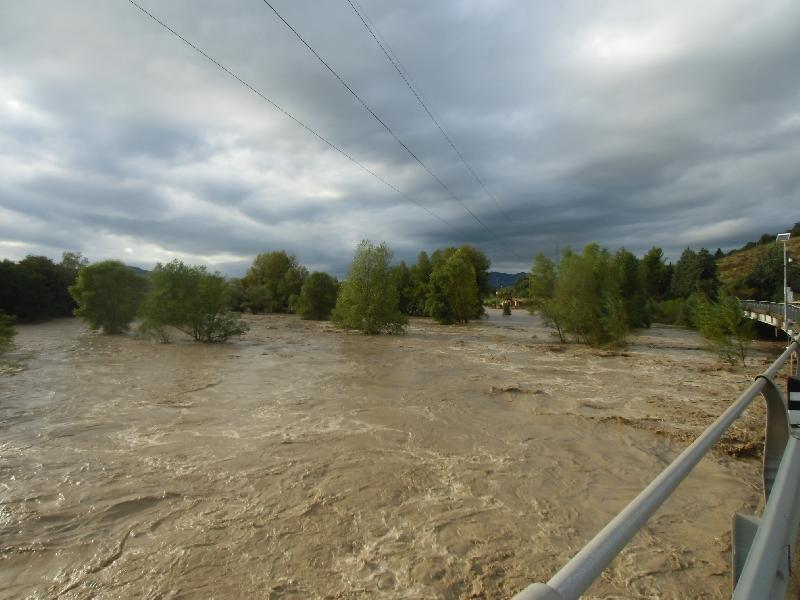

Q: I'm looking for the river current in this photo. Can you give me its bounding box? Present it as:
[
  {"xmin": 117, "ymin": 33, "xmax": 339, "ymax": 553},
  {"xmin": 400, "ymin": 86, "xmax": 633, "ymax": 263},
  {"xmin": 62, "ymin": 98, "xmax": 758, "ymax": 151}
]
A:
[{"xmin": 0, "ymin": 312, "xmax": 783, "ymax": 598}]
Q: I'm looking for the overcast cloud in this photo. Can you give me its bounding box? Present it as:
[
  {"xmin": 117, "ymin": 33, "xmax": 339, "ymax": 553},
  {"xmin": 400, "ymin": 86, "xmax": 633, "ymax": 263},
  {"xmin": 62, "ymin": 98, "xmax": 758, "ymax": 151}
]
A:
[{"xmin": 1, "ymin": 0, "xmax": 798, "ymax": 275}]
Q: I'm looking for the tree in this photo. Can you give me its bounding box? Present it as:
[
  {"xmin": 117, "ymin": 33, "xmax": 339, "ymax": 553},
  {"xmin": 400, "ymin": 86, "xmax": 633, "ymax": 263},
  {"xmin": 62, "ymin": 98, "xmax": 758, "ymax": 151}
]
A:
[
  {"xmin": 139, "ymin": 260, "xmax": 248, "ymax": 342},
  {"xmin": 429, "ymin": 245, "xmax": 489, "ymax": 318},
  {"xmin": 332, "ymin": 241, "xmax": 407, "ymax": 334},
  {"xmin": 551, "ymin": 244, "xmax": 627, "ymax": 347},
  {"xmin": 529, "ymin": 253, "xmax": 565, "ymax": 341},
  {"xmin": 745, "ymin": 244, "xmax": 800, "ymax": 301},
  {"xmin": 529, "ymin": 253, "xmax": 557, "ymax": 310},
  {"xmin": 0, "ymin": 313, "xmax": 16, "ymax": 354},
  {"xmin": 393, "ymin": 261, "xmax": 414, "ymax": 316},
  {"xmin": 694, "ymin": 293, "xmax": 753, "ymax": 366},
  {"xmin": 670, "ymin": 247, "xmax": 719, "ymax": 299},
  {"xmin": 242, "ymin": 251, "xmax": 307, "ymax": 313},
  {"xmin": 406, "ymin": 251, "xmax": 432, "ymax": 316},
  {"xmin": 427, "ymin": 249, "xmax": 480, "ymax": 324},
  {"xmin": 69, "ymin": 260, "xmax": 146, "ymax": 334},
  {"xmin": 616, "ymin": 248, "xmax": 650, "ymax": 328},
  {"xmin": 227, "ymin": 277, "xmax": 247, "ymax": 312},
  {"xmin": 295, "ymin": 272, "xmax": 339, "ymax": 320},
  {"xmin": 640, "ymin": 247, "xmax": 670, "ymax": 300}
]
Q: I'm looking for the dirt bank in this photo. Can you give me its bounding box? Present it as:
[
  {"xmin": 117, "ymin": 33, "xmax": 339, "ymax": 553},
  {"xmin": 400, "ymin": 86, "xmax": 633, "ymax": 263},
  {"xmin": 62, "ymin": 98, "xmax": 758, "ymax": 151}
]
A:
[{"xmin": 0, "ymin": 312, "xmax": 787, "ymax": 598}]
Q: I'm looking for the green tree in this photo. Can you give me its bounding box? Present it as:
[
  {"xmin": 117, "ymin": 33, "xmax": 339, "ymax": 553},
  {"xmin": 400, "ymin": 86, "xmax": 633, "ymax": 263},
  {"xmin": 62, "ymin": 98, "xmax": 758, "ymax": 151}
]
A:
[
  {"xmin": 139, "ymin": 260, "xmax": 248, "ymax": 342},
  {"xmin": 393, "ymin": 261, "xmax": 414, "ymax": 316},
  {"xmin": 640, "ymin": 247, "xmax": 670, "ymax": 300},
  {"xmin": 69, "ymin": 260, "xmax": 146, "ymax": 334},
  {"xmin": 616, "ymin": 248, "xmax": 650, "ymax": 328},
  {"xmin": 670, "ymin": 247, "xmax": 719, "ymax": 299},
  {"xmin": 429, "ymin": 245, "xmax": 489, "ymax": 318},
  {"xmin": 694, "ymin": 293, "xmax": 753, "ymax": 366},
  {"xmin": 529, "ymin": 252, "xmax": 565, "ymax": 341},
  {"xmin": 406, "ymin": 251, "xmax": 432, "ymax": 316},
  {"xmin": 745, "ymin": 244, "xmax": 800, "ymax": 301},
  {"xmin": 242, "ymin": 251, "xmax": 307, "ymax": 313},
  {"xmin": 332, "ymin": 241, "xmax": 407, "ymax": 334},
  {"xmin": 552, "ymin": 244, "xmax": 627, "ymax": 347},
  {"xmin": 529, "ymin": 253, "xmax": 557, "ymax": 310},
  {"xmin": 227, "ymin": 277, "xmax": 247, "ymax": 312},
  {"xmin": 295, "ymin": 272, "xmax": 339, "ymax": 320},
  {"xmin": 427, "ymin": 249, "xmax": 480, "ymax": 324},
  {"xmin": 0, "ymin": 313, "xmax": 16, "ymax": 353}
]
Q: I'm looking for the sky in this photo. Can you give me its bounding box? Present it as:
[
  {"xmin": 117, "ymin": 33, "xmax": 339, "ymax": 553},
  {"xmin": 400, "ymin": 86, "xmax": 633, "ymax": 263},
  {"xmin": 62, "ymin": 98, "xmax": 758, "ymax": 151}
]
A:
[{"xmin": 1, "ymin": 0, "xmax": 798, "ymax": 276}]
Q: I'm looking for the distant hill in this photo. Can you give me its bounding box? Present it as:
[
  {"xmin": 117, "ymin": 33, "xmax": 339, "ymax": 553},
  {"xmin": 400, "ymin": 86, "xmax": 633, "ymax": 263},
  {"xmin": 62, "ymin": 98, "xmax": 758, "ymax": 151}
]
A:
[
  {"xmin": 717, "ymin": 225, "xmax": 800, "ymax": 296},
  {"xmin": 488, "ymin": 271, "xmax": 528, "ymax": 289},
  {"xmin": 128, "ymin": 265, "xmax": 150, "ymax": 276}
]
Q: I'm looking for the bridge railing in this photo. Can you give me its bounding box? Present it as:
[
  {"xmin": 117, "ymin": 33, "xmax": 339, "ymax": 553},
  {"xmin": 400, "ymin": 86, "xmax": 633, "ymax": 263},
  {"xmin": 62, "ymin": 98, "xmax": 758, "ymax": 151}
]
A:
[
  {"xmin": 513, "ymin": 335, "xmax": 800, "ymax": 600},
  {"xmin": 741, "ymin": 300, "xmax": 800, "ymax": 328}
]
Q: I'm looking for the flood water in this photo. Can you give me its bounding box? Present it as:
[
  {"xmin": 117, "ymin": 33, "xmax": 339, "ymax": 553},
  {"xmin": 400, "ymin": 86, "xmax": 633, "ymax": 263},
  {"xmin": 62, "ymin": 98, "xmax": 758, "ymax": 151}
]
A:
[{"xmin": 0, "ymin": 311, "xmax": 787, "ymax": 598}]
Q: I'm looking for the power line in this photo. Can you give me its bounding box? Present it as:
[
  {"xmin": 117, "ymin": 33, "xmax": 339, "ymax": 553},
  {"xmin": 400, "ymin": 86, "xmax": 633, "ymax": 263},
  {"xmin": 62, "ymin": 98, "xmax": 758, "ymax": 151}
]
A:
[
  {"xmin": 345, "ymin": 0, "xmax": 528, "ymax": 264},
  {"xmin": 257, "ymin": 0, "xmax": 503, "ymax": 242},
  {"xmin": 124, "ymin": 0, "xmax": 462, "ymax": 236},
  {"xmin": 346, "ymin": 0, "xmax": 514, "ymax": 226}
]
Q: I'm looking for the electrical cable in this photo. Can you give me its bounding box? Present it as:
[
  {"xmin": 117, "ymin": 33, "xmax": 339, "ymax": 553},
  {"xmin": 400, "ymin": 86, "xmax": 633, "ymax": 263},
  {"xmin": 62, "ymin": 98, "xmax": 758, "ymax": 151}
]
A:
[
  {"xmin": 256, "ymin": 0, "xmax": 504, "ymax": 243},
  {"xmin": 124, "ymin": 0, "xmax": 462, "ymax": 236}
]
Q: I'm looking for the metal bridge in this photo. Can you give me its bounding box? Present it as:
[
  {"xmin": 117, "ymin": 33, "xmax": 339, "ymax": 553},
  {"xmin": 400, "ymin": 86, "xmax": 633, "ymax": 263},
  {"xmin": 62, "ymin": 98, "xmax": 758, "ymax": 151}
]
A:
[
  {"xmin": 514, "ymin": 301, "xmax": 800, "ymax": 600},
  {"xmin": 742, "ymin": 301, "xmax": 800, "ymax": 334}
]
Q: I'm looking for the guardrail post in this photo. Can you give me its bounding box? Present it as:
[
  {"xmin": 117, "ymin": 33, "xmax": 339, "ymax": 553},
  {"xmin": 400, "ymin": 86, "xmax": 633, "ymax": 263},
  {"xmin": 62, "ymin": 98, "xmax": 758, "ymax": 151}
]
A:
[{"xmin": 755, "ymin": 375, "xmax": 790, "ymax": 499}]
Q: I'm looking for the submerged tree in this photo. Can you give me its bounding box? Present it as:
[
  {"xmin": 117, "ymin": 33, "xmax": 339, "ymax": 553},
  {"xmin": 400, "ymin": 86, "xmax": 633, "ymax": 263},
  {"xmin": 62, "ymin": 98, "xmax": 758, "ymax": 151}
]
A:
[
  {"xmin": 550, "ymin": 244, "xmax": 627, "ymax": 347},
  {"xmin": 139, "ymin": 260, "xmax": 248, "ymax": 342},
  {"xmin": 332, "ymin": 241, "xmax": 407, "ymax": 334},
  {"xmin": 242, "ymin": 251, "xmax": 307, "ymax": 313},
  {"xmin": 69, "ymin": 260, "xmax": 146, "ymax": 334},
  {"xmin": 528, "ymin": 252, "xmax": 565, "ymax": 341},
  {"xmin": 427, "ymin": 249, "xmax": 480, "ymax": 324},
  {"xmin": 295, "ymin": 271, "xmax": 339, "ymax": 320}
]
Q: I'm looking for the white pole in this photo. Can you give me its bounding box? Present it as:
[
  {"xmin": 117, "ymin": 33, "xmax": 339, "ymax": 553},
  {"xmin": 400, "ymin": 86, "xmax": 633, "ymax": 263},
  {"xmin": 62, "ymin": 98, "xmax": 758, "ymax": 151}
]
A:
[{"xmin": 785, "ymin": 240, "xmax": 789, "ymax": 343}]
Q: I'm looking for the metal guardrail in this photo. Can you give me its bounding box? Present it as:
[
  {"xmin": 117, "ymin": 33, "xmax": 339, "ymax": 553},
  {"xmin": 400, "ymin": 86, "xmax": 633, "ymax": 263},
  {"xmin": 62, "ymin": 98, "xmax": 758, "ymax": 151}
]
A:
[
  {"xmin": 514, "ymin": 335, "xmax": 800, "ymax": 600},
  {"xmin": 741, "ymin": 300, "xmax": 800, "ymax": 331}
]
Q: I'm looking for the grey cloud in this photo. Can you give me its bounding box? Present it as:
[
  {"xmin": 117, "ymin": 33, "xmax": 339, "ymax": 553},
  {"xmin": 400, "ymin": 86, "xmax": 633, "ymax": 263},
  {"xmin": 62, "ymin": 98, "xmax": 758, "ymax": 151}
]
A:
[{"xmin": 0, "ymin": 0, "xmax": 798, "ymax": 275}]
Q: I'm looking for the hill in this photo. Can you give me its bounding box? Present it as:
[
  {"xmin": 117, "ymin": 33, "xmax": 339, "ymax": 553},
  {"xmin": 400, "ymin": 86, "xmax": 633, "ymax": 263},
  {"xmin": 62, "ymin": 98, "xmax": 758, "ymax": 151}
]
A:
[
  {"xmin": 717, "ymin": 225, "xmax": 800, "ymax": 297},
  {"xmin": 488, "ymin": 271, "xmax": 527, "ymax": 290}
]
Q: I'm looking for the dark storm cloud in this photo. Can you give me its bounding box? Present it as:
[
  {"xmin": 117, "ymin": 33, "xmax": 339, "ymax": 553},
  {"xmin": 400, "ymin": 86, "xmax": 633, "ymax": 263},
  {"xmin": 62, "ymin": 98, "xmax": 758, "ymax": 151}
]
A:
[{"xmin": 1, "ymin": 0, "xmax": 798, "ymax": 273}]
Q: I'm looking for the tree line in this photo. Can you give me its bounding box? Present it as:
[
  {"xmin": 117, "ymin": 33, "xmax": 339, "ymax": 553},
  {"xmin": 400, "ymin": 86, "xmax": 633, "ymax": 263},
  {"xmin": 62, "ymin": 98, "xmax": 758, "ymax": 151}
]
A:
[
  {"xmin": 0, "ymin": 234, "xmax": 790, "ymax": 364},
  {"xmin": 528, "ymin": 243, "xmax": 761, "ymax": 363},
  {"xmin": 0, "ymin": 241, "xmax": 492, "ymax": 349}
]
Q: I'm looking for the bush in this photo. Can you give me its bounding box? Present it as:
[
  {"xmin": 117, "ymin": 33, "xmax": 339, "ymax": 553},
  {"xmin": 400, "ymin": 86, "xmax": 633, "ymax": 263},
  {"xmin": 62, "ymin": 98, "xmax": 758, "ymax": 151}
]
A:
[
  {"xmin": 694, "ymin": 293, "xmax": 753, "ymax": 366},
  {"xmin": 0, "ymin": 313, "xmax": 16, "ymax": 353},
  {"xmin": 295, "ymin": 272, "xmax": 339, "ymax": 320},
  {"xmin": 332, "ymin": 241, "xmax": 407, "ymax": 334},
  {"xmin": 653, "ymin": 298, "xmax": 686, "ymax": 325},
  {"xmin": 69, "ymin": 260, "xmax": 146, "ymax": 334},
  {"xmin": 139, "ymin": 260, "xmax": 248, "ymax": 342}
]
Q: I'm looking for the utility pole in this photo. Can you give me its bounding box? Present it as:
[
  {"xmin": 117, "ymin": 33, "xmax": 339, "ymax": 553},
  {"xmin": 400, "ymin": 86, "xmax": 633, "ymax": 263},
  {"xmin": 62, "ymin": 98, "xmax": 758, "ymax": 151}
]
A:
[{"xmin": 777, "ymin": 232, "xmax": 791, "ymax": 343}]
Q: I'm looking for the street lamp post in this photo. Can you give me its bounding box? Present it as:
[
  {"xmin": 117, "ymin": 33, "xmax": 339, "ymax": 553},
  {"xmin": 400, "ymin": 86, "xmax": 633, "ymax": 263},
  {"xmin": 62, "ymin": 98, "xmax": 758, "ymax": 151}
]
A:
[{"xmin": 777, "ymin": 232, "xmax": 791, "ymax": 341}]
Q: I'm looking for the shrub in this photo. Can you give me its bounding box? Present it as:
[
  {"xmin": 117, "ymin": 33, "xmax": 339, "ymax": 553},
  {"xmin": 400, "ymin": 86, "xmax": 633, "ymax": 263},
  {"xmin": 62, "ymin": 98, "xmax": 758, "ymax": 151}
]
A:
[
  {"xmin": 694, "ymin": 292, "xmax": 753, "ymax": 366},
  {"xmin": 69, "ymin": 260, "xmax": 146, "ymax": 334}
]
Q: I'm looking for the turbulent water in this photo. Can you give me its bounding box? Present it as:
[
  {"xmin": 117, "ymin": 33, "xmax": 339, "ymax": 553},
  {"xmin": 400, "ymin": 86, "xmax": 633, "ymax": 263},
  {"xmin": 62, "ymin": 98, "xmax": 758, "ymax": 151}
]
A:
[{"xmin": 0, "ymin": 312, "xmax": 785, "ymax": 598}]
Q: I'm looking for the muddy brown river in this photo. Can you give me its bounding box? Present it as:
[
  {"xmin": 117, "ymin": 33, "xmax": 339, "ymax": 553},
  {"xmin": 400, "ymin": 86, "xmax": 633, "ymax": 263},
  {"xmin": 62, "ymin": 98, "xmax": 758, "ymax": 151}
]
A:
[{"xmin": 0, "ymin": 311, "xmax": 789, "ymax": 598}]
